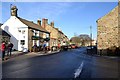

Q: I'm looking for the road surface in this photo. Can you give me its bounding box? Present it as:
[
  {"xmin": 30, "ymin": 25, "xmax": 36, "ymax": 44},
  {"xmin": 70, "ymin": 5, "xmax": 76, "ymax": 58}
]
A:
[{"xmin": 2, "ymin": 47, "xmax": 120, "ymax": 79}]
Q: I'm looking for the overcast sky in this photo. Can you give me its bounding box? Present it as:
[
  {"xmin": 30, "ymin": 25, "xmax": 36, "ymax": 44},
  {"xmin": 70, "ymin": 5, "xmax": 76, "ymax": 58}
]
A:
[{"xmin": 1, "ymin": 2, "xmax": 118, "ymax": 39}]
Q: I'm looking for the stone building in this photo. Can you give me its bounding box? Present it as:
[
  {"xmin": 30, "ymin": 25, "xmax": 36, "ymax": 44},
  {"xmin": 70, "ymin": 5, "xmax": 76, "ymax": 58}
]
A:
[
  {"xmin": 0, "ymin": 23, "xmax": 11, "ymax": 44},
  {"xmin": 41, "ymin": 19, "xmax": 69, "ymax": 49},
  {"xmin": 1, "ymin": 6, "xmax": 50, "ymax": 51},
  {"xmin": 42, "ymin": 19, "xmax": 58, "ymax": 48},
  {"xmin": 56, "ymin": 28, "xmax": 69, "ymax": 46},
  {"xmin": 64, "ymin": 35, "xmax": 69, "ymax": 43},
  {"xmin": 97, "ymin": 4, "xmax": 120, "ymax": 55},
  {"xmin": 57, "ymin": 29, "xmax": 64, "ymax": 46}
]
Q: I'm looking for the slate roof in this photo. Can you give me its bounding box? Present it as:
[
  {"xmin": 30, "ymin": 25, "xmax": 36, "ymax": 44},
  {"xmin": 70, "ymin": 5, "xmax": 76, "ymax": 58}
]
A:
[
  {"xmin": 0, "ymin": 23, "xmax": 2, "ymax": 27},
  {"xmin": 0, "ymin": 23, "xmax": 11, "ymax": 37},
  {"xmin": 18, "ymin": 17, "xmax": 49, "ymax": 34}
]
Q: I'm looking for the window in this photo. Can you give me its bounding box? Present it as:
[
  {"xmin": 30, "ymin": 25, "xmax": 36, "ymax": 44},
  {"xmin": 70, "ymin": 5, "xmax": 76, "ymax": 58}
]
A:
[
  {"xmin": 46, "ymin": 34, "xmax": 49, "ymax": 38},
  {"xmin": 20, "ymin": 40, "xmax": 25, "ymax": 45},
  {"xmin": 31, "ymin": 30, "xmax": 34, "ymax": 32},
  {"xmin": 18, "ymin": 30, "xmax": 21, "ymax": 32},
  {"xmin": 23, "ymin": 36, "xmax": 25, "ymax": 38},
  {"xmin": 35, "ymin": 32, "xmax": 37, "ymax": 36},
  {"xmin": 22, "ymin": 30, "xmax": 25, "ymax": 34}
]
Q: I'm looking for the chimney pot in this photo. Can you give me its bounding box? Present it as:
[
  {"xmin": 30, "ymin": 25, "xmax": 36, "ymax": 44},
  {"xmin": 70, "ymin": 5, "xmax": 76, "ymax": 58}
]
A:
[
  {"xmin": 37, "ymin": 19, "xmax": 41, "ymax": 26},
  {"xmin": 50, "ymin": 21, "xmax": 54, "ymax": 27},
  {"xmin": 42, "ymin": 18, "xmax": 48, "ymax": 28},
  {"xmin": 11, "ymin": 5, "xmax": 18, "ymax": 17}
]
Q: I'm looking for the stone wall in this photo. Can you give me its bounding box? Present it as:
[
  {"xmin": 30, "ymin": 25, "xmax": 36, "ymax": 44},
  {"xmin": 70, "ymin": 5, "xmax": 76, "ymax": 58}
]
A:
[
  {"xmin": 97, "ymin": 5, "xmax": 119, "ymax": 55},
  {"xmin": 28, "ymin": 29, "xmax": 33, "ymax": 52},
  {"xmin": 118, "ymin": 2, "xmax": 120, "ymax": 50},
  {"xmin": 42, "ymin": 19, "xmax": 58, "ymax": 48},
  {"xmin": 45, "ymin": 24, "xmax": 58, "ymax": 48},
  {"xmin": 42, "ymin": 18, "xmax": 69, "ymax": 48}
]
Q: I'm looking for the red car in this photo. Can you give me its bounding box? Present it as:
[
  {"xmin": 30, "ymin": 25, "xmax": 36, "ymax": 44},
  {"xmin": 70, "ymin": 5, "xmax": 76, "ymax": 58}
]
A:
[{"xmin": 71, "ymin": 44, "xmax": 78, "ymax": 49}]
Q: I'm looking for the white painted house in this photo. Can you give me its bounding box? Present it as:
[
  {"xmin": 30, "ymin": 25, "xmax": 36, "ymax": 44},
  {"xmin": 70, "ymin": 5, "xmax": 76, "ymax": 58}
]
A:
[{"xmin": 1, "ymin": 6, "xmax": 50, "ymax": 51}]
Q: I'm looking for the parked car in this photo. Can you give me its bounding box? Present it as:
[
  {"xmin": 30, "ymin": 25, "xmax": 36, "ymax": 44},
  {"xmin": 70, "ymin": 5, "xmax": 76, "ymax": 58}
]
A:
[
  {"xmin": 87, "ymin": 46, "xmax": 97, "ymax": 54},
  {"xmin": 87, "ymin": 46, "xmax": 91, "ymax": 50},
  {"xmin": 71, "ymin": 44, "xmax": 78, "ymax": 49},
  {"xmin": 61, "ymin": 45, "xmax": 68, "ymax": 51},
  {"xmin": 60, "ymin": 42, "xmax": 68, "ymax": 51},
  {"xmin": 87, "ymin": 46, "xmax": 95, "ymax": 50}
]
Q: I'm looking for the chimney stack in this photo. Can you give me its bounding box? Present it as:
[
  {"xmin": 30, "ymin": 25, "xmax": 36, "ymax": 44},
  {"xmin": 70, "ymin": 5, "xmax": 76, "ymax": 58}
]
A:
[
  {"xmin": 42, "ymin": 18, "xmax": 48, "ymax": 28},
  {"xmin": 37, "ymin": 19, "xmax": 41, "ymax": 26},
  {"xmin": 11, "ymin": 5, "xmax": 18, "ymax": 17},
  {"xmin": 50, "ymin": 21, "xmax": 54, "ymax": 27}
]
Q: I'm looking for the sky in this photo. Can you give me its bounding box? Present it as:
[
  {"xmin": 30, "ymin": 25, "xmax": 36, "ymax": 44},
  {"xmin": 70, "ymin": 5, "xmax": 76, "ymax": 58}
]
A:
[{"xmin": 1, "ymin": 2, "xmax": 118, "ymax": 40}]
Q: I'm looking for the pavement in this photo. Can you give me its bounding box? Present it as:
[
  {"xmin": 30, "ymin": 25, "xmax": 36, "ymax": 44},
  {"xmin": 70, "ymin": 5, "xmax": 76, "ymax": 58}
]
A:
[{"xmin": 2, "ymin": 50, "xmax": 60, "ymax": 61}]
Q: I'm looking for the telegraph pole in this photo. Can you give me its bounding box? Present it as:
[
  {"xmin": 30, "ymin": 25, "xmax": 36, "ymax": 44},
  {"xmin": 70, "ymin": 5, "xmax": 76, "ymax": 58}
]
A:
[{"xmin": 90, "ymin": 26, "xmax": 92, "ymax": 49}]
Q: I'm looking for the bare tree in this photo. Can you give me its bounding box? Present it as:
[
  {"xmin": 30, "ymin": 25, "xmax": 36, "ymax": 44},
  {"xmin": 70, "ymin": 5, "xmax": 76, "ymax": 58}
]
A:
[
  {"xmin": 70, "ymin": 34, "xmax": 92, "ymax": 46},
  {"xmin": 79, "ymin": 34, "xmax": 92, "ymax": 46},
  {"xmin": 70, "ymin": 37, "xmax": 80, "ymax": 45}
]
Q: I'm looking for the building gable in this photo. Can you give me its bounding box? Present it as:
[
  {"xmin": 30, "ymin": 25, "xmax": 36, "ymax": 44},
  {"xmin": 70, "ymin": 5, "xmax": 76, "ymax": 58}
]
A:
[{"xmin": 1, "ymin": 16, "xmax": 28, "ymax": 33}]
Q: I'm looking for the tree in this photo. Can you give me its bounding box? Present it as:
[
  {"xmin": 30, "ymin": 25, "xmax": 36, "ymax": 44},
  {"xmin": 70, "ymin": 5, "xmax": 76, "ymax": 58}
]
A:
[
  {"xmin": 79, "ymin": 34, "xmax": 92, "ymax": 46},
  {"xmin": 70, "ymin": 34, "xmax": 92, "ymax": 46},
  {"xmin": 70, "ymin": 36, "xmax": 80, "ymax": 45}
]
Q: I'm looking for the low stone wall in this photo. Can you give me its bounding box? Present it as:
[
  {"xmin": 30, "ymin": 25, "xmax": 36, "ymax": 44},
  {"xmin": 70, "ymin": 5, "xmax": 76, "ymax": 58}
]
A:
[{"xmin": 97, "ymin": 46, "xmax": 120, "ymax": 56}]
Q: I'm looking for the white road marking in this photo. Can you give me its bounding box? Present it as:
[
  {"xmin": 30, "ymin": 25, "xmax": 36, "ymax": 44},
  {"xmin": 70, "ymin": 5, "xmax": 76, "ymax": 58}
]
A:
[{"xmin": 74, "ymin": 61, "xmax": 84, "ymax": 78}]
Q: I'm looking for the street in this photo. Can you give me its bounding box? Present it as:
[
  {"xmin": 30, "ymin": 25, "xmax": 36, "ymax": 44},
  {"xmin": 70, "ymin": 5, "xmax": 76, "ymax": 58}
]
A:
[{"xmin": 2, "ymin": 47, "xmax": 120, "ymax": 79}]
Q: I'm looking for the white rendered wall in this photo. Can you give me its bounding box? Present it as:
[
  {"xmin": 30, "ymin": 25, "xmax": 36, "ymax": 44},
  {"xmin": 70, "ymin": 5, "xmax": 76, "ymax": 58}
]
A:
[
  {"xmin": 1, "ymin": 16, "xmax": 28, "ymax": 51},
  {"xmin": 36, "ymin": 31, "xmax": 40, "ymax": 46},
  {"xmin": 18, "ymin": 28, "xmax": 28, "ymax": 51}
]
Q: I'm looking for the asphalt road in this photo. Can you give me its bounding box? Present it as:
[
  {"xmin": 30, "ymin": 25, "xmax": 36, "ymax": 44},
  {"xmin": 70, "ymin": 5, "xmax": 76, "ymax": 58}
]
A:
[{"xmin": 2, "ymin": 47, "xmax": 120, "ymax": 79}]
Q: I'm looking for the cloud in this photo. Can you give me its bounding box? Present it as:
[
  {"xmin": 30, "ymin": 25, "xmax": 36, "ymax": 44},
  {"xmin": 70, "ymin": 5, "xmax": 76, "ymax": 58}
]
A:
[{"xmin": 34, "ymin": 3, "xmax": 73, "ymax": 21}]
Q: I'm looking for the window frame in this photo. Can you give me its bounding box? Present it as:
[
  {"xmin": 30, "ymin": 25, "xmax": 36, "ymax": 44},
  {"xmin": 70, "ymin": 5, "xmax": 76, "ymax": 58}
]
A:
[{"xmin": 20, "ymin": 40, "xmax": 25, "ymax": 45}]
